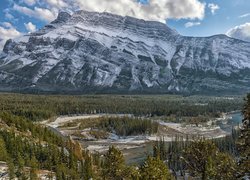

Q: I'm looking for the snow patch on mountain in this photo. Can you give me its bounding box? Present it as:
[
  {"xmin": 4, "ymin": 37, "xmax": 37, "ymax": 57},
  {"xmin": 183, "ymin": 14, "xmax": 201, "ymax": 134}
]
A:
[{"xmin": 0, "ymin": 10, "xmax": 250, "ymax": 94}]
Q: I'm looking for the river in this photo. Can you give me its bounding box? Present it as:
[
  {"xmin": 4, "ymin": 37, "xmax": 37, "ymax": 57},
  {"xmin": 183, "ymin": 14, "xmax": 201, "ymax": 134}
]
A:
[
  {"xmin": 126, "ymin": 112, "xmax": 243, "ymax": 164},
  {"xmin": 217, "ymin": 112, "xmax": 242, "ymax": 133},
  {"xmin": 44, "ymin": 112, "xmax": 243, "ymax": 164}
]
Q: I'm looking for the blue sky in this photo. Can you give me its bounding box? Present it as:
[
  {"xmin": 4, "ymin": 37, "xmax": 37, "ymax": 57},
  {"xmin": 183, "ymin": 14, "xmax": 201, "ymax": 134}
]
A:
[
  {"xmin": 167, "ymin": 0, "xmax": 250, "ymax": 37},
  {"xmin": 0, "ymin": 0, "xmax": 250, "ymax": 49}
]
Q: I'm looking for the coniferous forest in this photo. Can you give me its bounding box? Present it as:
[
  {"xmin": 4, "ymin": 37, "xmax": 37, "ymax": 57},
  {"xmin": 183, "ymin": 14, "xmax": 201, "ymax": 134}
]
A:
[
  {"xmin": 0, "ymin": 93, "xmax": 249, "ymax": 179},
  {"xmin": 0, "ymin": 94, "xmax": 243, "ymax": 121}
]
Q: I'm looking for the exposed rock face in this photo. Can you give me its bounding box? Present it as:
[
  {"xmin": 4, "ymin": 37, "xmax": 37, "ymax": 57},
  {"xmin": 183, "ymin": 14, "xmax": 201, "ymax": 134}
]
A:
[{"xmin": 0, "ymin": 10, "xmax": 250, "ymax": 94}]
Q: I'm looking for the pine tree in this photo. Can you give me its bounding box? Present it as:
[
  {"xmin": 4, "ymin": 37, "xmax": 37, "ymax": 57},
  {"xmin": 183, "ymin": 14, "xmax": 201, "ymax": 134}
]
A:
[
  {"xmin": 182, "ymin": 140, "xmax": 218, "ymax": 180},
  {"xmin": 83, "ymin": 151, "xmax": 94, "ymax": 180},
  {"xmin": 16, "ymin": 153, "xmax": 26, "ymax": 179},
  {"xmin": 102, "ymin": 146, "xmax": 126, "ymax": 180},
  {"xmin": 30, "ymin": 155, "xmax": 39, "ymax": 180},
  {"xmin": 183, "ymin": 140, "xmax": 237, "ymax": 180},
  {"xmin": 206, "ymin": 152, "xmax": 236, "ymax": 180},
  {"xmin": 140, "ymin": 156, "xmax": 173, "ymax": 180},
  {"xmin": 125, "ymin": 165, "xmax": 140, "ymax": 180}
]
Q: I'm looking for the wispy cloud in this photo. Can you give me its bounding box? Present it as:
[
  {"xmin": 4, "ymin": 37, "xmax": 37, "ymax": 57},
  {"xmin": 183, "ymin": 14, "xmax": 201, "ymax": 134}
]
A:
[
  {"xmin": 13, "ymin": 3, "xmax": 57, "ymax": 22},
  {"xmin": 45, "ymin": 0, "xmax": 68, "ymax": 8},
  {"xmin": 5, "ymin": 12, "xmax": 14, "ymax": 19},
  {"xmin": 208, "ymin": 3, "xmax": 219, "ymax": 15},
  {"xmin": 185, "ymin": 21, "xmax": 201, "ymax": 28},
  {"xmin": 239, "ymin": 13, "xmax": 250, "ymax": 18},
  {"xmin": 1, "ymin": 22, "xmax": 14, "ymax": 29},
  {"xmin": 22, "ymin": 0, "xmax": 37, "ymax": 6}
]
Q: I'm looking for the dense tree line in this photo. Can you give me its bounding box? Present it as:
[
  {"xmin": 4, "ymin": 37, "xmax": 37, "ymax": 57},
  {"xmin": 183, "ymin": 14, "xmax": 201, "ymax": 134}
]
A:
[
  {"xmin": 0, "ymin": 109, "xmax": 172, "ymax": 179},
  {"xmin": 150, "ymin": 93, "xmax": 250, "ymax": 179},
  {"xmin": 100, "ymin": 146, "xmax": 174, "ymax": 180},
  {"xmin": 66, "ymin": 116, "xmax": 159, "ymax": 137},
  {"xmin": 212, "ymin": 127, "xmax": 239, "ymax": 156},
  {"xmin": 0, "ymin": 112, "xmax": 62, "ymax": 145},
  {"xmin": 0, "ymin": 112, "xmax": 80, "ymax": 179},
  {"xmin": 146, "ymin": 94, "xmax": 250, "ymax": 180},
  {"xmin": 153, "ymin": 137, "xmax": 239, "ymax": 180},
  {"xmin": 97, "ymin": 116, "xmax": 158, "ymax": 136},
  {"xmin": 182, "ymin": 140, "xmax": 236, "ymax": 180},
  {"xmin": 0, "ymin": 93, "xmax": 248, "ymax": 179},
  {"xmin": 0, "ymin": 93, "xmax": 243, "ymax": 121}
]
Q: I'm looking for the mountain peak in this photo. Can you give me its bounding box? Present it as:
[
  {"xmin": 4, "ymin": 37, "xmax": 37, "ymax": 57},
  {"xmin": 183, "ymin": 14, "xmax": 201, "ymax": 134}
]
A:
[
  {"xmin": 52, "ymin": 11, "xmax": 71, "ymax": 24},
  {"xmin": 72, "ymin": 10, "xmax": 178, "ymax": 36},
  {"xmin": 0, "ymin": 10, "xmax": 250, "ymax": 95}
]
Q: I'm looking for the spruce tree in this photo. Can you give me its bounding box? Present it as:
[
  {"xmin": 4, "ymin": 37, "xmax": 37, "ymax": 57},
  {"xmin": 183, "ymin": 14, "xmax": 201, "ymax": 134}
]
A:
[
  {"xmin": 183, "ymin": 140, "xmax": 237, "ymax": 180},
  {"xmin": 30, "ymin": 155, "xmax": 39, "ymax": 180},
  {"xmin": 140, "ymin": 156, "xmax": 173, "ymax": 180},
  {"xmin": 83, "ymin": 151, "xmax": 94, "ymax": 180},
  {"xmin": 206, "ymin": 152, "xmax": 236, "ymax": 180},
  {"xmin": 102, "ymin": 146, "xmax": 126, "ymax": 180},
  {"xmin": 182, "ymin": 140, "xmax": 218, "ymax": 180},
  {"xmin": 16, "ymin": 153, "xmax": 25, "ymax": 179}
]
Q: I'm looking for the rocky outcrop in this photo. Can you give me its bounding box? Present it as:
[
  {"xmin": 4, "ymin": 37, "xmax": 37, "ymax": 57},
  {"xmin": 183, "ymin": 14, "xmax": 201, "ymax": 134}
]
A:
[{"xmin": 0, "ymin": 10, "xmax": 250, "ymax": 94}]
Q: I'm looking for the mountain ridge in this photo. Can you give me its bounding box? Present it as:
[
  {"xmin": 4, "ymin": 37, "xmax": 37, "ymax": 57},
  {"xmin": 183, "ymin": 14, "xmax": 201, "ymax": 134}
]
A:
[{"xmin": 0, "ymin": 10, "xmax": 250, "ymax": 94}]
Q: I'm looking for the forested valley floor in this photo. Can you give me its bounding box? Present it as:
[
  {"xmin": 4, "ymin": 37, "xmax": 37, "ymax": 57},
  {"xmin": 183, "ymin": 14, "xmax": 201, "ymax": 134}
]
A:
[{"xmin": 0, "ymin": 93, "xmax": 249, "ymax": 179}]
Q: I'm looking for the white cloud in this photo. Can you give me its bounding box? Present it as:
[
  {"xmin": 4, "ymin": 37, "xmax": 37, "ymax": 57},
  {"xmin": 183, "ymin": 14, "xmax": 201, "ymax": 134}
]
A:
[
  {"xmin": 13, "ymin": 4, "xmax": 34, "ymax": 16},
  {"xmin": 208, "ymin": 3, "xmax": 219, "ymax": 15},
  {"xmin": 0, "ymin": 26, "xmax": 22, "ymax": 50},
  {"xmin": 46, "ymin": 0, "xmax": 67, "ymax": 8},
  {"xmin": 1, "ymin": 22, "xmax": 14, "ymax": 29},
  {"xmin": 23, "ymin": 0, "xmax": 36, "ymax": 6},
  {"xmin": 12, "ymin": 0, "xmax": 206, "ymax": 23},
  {"xmin": 226, "ymin": 23, "xmax": 250, "ymax": 42},
  {"xmin": 5, "ymin": 12, "xmax": 15, "ymax": 20},
  {"xmin": 34, "ymin": 7, "xmax": 58, "ymax": 21},
  {"xmin": 24, "ymin": 22, "xmax": 37, "ymax": 32},
  {"xmin": 239, "ymin": 13, "xmax": 250, "ymax": 18},
  {"xmin": 75, "ymin": 0, "xmax": 206, "ymax": 23},
  {"xmin": 185, "ymin": 21, "xmax": 201, "ymax": 28},
  {"xmin": 13, "ymin": 4, "xmax": 57, "ymax": 22}
]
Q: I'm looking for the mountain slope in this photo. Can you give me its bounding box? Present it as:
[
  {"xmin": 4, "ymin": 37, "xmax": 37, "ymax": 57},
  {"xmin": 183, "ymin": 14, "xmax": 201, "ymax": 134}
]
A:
[{"xmin": 0, "ymin": 10, "xmax": 250, "ymax": 94}]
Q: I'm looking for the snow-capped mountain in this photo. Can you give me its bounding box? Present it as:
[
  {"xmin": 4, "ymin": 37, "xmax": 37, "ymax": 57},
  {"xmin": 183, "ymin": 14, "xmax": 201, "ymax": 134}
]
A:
[{"xmin": 0, "ymin": 10, "xmax": 250, "ymax": 94}]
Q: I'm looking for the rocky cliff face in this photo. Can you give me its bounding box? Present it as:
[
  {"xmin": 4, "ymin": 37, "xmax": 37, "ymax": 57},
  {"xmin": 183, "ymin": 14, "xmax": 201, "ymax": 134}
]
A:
[{"xmin": 0, "ymin": 10, "xmax": 250, "ymax": 94}]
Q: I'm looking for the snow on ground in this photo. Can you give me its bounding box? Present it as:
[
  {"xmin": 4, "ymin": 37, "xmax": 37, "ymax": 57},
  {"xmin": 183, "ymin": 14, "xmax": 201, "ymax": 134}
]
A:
[
  {"xmin": 47, "ymin": 114, "xmax": 132, "ymax": 128},
  {"xmin": 159, "ymin": 121, "xmax": 228, "ymax": 138},
  {"xmin": 87, "ymin": 144, "xmax": 141, "ymax": 153},
  {"xmin": 43, "ymin": 113, "xmax": 230, "ymax": 151}
]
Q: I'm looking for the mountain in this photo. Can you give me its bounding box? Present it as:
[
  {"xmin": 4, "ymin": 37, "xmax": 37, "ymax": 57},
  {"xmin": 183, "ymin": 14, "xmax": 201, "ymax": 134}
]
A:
[{"xmin": 0, "ymin": 10, "xmax": 250, "ymax": 94}]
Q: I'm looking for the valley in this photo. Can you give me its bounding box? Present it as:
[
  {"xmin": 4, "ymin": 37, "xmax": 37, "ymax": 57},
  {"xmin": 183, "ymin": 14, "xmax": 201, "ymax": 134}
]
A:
[
  {"xmin": 42, "ymin": 112, "xmax": 242, "ymax": 164},
  {"xmin": 0, "ymin": 2, "xmax": 249, "ymax": 179},
  {"xmin": 0, "ymin": 93, "xmax": 247, "ymax": 179}
]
